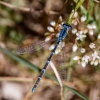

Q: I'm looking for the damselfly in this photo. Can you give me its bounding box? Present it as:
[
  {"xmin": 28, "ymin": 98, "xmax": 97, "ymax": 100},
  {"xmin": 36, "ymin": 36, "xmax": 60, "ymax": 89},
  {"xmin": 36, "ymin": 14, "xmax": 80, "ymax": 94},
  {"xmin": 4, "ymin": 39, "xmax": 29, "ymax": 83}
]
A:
[{"xmin": 16, "ymin": 23, "xmax": 72, "ymax": 92}]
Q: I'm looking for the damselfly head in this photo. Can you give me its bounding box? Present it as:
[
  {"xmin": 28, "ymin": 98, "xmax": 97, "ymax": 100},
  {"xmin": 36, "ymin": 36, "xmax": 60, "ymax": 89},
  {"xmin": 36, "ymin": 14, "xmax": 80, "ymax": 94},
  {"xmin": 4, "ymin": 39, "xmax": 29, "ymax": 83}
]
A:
[{"xmin": 63, "ymin": 23, "xmax": 72, "ymax": 30}]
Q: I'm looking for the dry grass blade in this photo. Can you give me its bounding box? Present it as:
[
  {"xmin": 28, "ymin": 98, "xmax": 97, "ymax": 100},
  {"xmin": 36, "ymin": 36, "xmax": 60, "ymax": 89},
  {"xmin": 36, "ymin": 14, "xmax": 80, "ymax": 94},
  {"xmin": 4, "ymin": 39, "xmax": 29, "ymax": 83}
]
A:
[
  {"xmin": 49, "ymin": 61, "xmax": 64, "ymax": 100},
  {"xmin": 0, "ymin": 77, "xmax": 33, "ymax": 82}
]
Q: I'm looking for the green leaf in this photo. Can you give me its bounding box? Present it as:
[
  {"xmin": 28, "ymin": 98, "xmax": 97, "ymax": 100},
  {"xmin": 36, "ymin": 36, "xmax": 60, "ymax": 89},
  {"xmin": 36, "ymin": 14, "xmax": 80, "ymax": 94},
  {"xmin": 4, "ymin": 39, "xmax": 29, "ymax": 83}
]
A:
[{"xmin": 64, "ymin": 85, "xmax": 89, "ymax": 100}]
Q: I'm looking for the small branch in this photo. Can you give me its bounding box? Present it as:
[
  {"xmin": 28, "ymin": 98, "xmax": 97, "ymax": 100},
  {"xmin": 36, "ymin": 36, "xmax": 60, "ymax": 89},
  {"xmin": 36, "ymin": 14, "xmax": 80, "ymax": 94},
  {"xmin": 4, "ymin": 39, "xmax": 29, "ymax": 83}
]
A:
[
  {"xmin": 0, "ymin": 77, "xmax": 33, "ymax": 82},
  {"xmin": 0, "ymin": 1, "xmax": 59, "ymax": 15},
  {"xmin": 0, "ymin": 1, "xmax": 30, "ymax": 12}
]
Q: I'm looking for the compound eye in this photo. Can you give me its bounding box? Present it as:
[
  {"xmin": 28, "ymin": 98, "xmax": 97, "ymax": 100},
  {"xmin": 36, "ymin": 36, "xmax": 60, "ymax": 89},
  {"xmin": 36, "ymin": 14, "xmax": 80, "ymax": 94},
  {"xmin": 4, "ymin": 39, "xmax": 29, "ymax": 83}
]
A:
[
  {"xmin": 68, "ymin": 25, "xmax": 72, "ymax": 29},
  {"xmin": 63, "ymin": 23, "xmax": 72, "ymax": 29},
  {"xmin": 63, "ymin": 24, "xmax": 67, "ymax": 28}
]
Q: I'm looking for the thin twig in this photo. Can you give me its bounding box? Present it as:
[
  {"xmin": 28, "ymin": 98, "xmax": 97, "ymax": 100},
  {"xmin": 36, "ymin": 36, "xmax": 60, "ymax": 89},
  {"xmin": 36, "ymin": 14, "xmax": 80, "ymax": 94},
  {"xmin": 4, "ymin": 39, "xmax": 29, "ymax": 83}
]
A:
[
  {"xmin": 0, "ymin": 77, "xmax": 33, "ymax": 82},
  {"xmin": 0, "ymin": 1, "xmax": 59, "ymax": 15},
  {"xmin": 58, "ymin": 0, "xmax": 69, "ymax": 17},
  {"xmin": 0, "ymin": 1, "xmax": 30, "ymax": 12},
  {"xmin": 56, "ymin": 0, "xmax": 69, "ymax": 26},
  {"xmin": 0, "ymin": 76, "xmax": 59, "ymax": 84}
]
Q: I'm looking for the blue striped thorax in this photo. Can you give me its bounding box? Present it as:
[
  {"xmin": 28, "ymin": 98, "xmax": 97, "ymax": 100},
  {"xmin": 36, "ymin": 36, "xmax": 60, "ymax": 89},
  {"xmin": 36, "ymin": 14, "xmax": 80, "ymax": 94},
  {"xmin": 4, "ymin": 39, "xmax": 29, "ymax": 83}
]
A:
[{"xmin": 58, "ymin": 23, "xmax": 72, "ymax": 41}]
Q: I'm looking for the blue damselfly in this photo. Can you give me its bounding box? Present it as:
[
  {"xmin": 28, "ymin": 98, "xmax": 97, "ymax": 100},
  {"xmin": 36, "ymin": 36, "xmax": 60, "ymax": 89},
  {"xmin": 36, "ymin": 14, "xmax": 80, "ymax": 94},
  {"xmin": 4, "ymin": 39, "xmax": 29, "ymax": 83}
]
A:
[{"xmin": 15, "ymin": 23, "xmax": 72, "ymax": 92}]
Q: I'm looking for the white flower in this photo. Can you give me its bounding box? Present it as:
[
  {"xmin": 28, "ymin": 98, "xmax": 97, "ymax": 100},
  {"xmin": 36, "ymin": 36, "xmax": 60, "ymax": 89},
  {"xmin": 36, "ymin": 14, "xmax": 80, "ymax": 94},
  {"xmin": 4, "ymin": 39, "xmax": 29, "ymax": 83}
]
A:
[
  {"xmin": 55, "ymin": 48, "xmax": 61, "ymax": 54},
  {"xmin": 76, "ymin": 31, "xmax": 86, "ymax": 41},
  {"xmin": 71, "ymin": 10, "xmax": 78, "ymax": 18},
  {"xmin": 81, "ymin": 55, "xmax": 90, "ymax": 67},
  {"xmin": 81, "ymin": 61, "xmax": 86, "ymax": 67},
  {"xmin": 47, "ymin": 26, "xmax": 54, "ymax": 32},
  {"xmin": 58, "ymin": 24, "xmax": 63, "ymax": 29},
  {"xmin": 91, "ymin": 24, "xmax": 96, "ymax": 29},
  {"xmin": 90, "ymin": 60, "xmax": 94, "ymax": 65},
  {"xmin": 71, "ymin": 9, "xmax": 74, "ymax": 12},
  {"xmin": 87, "ymin": 24, "xmax": 93, "ymax": 29},
  {"xmin": 89, "ymin": 30, "xmax": 94, "ymax": 36},
  {"xmin": 90, "ymin": 59, "xmax": 99, "ymax": 66},
  {"xmin": 73, "ymin": 56, "xmax": 80, "ymax": 60},
  {"xmin": 72, "ymin": 28, "xmax": 77, "ymax": 34},
  {"xmin": 45, "ymin": 36, "xmax": 51, "ymax": 42},
  {"xmin": 82, "ymin": 55, "xmax": 90, "ymax": 64},
  {"xmin": 78, "ymin": 60, "xmax": 81, "ymax": 64},
  {"xmin": 91, "ymin": 51, "xmax": 100, "ymax": 61},
  {"xmin": 99, "ymin": 58, "xmax": 100, "ymax": 63},
  {"xmin": 59, "ymin": 16, "xmax": 62, "ymax": 22},
  {"xmin": 50, "ymin": 21, "xmax": 56, "ymax": 26},
  {"xmin": 98, "ymin": 34, "xmax": 100, "ymax": 39},
  {"xmin": 94, "ymin": 60, "xmax": 99, "ymax": 66},
  {"xmin": 49, "ymin": 44, "xmax": 62, "ymax": 54},
  {"xmin": 80, "ymin": 48, "xmax": 85, "ymax": 53},
  {"xmin": 72, "ymin": 44, "xmax": 78, "ymax": 52},
  {"xmin": 73, "ymin": 12, "xmax": 78, "ymax": 18},
  {"xmin": 81, "ymin": 15, "xmax": 87, "ymax": 22},
  {"xmin": 49, "ymin": 44, "xmax": 55, "ymax": 50},
  {"xmin": 87, "ymin": 24, "xmax": 96, "ymax": 30},
  {"xmin": 83, "ymin": 29, "xmax": 88, "ymax": 34},
  {"xmin": 72, "ymin": 19, "xmax": 78, "ymax": 26},
  {"xmin": 89, "ymin": 43, "xmax": 96, "ymax": 49},
  {"xmin": 61, "ymin": 22, "xmax": 64, "ymax": 25},
  {"xmin": 56, "ymin": 32, "xmax": 60, "ymax": 37},
  {"xmin": 58, "ymin": 42, "xmax": 65, "ymax": 48}
]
